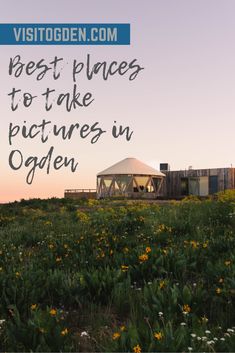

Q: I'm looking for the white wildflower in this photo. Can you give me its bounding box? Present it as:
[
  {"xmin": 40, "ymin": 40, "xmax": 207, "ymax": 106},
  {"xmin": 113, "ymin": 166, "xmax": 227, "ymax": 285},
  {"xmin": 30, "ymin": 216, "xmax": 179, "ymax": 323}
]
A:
[
  {"xmin": 81, "ymin": 331, "xmax": 89, "ymax": 337},
  {"xmin": 227, "ymin": 328, "xmax": 234, "ymax": 333},
  {"xmin": 207, "ymin": 340, "xmax": 215, "ymax": 345}
]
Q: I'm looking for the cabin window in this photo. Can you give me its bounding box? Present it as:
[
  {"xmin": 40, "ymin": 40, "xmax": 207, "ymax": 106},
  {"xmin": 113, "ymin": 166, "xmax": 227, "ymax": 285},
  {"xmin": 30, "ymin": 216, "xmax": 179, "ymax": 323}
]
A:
[
  {"xmin": 199, "ymin": 176, "xmax": 208, "ymax": 196},
  {"xmin": 209, "ymin": 176, "xmax": 218, "ymax": 194},
  {"xmin": 180, "ymin": 178, "xmax": 189, "ymax": 195},
  {"xmin": 103, "ymin": 177, "xmax": 112, "ymax": 189},
  {"xmin": 116, "ymin": 175, "xmax": 132, "ymax": 192},
  {"xmin": 152, "ymin": 177, "xmax": 161, "ymax": 192},
  {"xmin": 134, "ymin": 176, "xmax": 149, "ymax": 192},
  {"xmin": 189, "ymin": 177, "xmax": 200, "ymax": 195}
]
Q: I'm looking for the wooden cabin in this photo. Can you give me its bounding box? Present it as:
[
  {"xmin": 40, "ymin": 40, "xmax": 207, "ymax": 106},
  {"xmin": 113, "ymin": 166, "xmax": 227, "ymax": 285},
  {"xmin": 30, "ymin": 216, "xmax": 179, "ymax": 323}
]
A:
[{"xmin": 160, "ymin": 165, "xmax": 235, "ymax": 199}]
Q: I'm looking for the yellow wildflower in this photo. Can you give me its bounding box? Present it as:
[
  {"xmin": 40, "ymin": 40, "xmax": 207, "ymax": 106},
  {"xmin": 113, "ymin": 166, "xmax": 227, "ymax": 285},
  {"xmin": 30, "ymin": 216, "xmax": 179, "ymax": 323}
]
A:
[
  {"xmin": 31, "ymin": 304, "xmax": 37, "ymax": 310},
  {"xmin": 15, "ymin": 272, "xmax": 20, "ymax": 278},
  {"xmin": 190, "ymin": 240, "xmax": 198, "ymax": 248},
  {"xmin": 60, "ymin": 206, "xmax": 66, "ymax": 214},
  {"xmin": 44, "ymin": 221, "xmax": 52, "ymax": 226},
  {"xmin": 49, "ymin": 308, "xmax": 57, "ymax": 316},
  {"xmin": 216, "ymin": 287, "xmax": 221, "ymax": 294},
  {"xmin": 225, "ymin": 260, "xmax": 231, "ymax": 266},
  {"xmin": 56, "ymin": 257, "xmax": 62, "ymax": 262},
  {"xmin": 201, "ymin": 315, "xmax": 208, "ymax": 323},
  {"xmin": 139, "ymin": 254, "xmax": 148, "ymax": 262},
  {"xmin": 133, "ymin": 344, "xmax": 141, "ymax": 353},
  {"xmin": 218, "ymin": 278, "xmax": 224, "ymax": 283},
  {"xmin": 61, "ymin": 328, "xmax": 69, "ymax": 336},
  {"xmin": 202, "ymin": 241, "xmax": 208, "ymax": 248},
  {"xmin": 39, "ymin": 327, "xmax": 46, "ymax": 333},
  {"xmin": 183, "ymin": 304, "xmax": 191, "ymax": 313},
  {"xmin": 159, "ymin": 280, "xmax": 166, "ymax": 289},
  {"xmin": 76, "ymin": 211, "xmax": 89, "ymax": 222},
  {"xmin": 121, "ymin": 265, "xmax": 129, "ymax": 272},
  {"xmin": 145, "ymin": 247, "xmax": 151, "ymax": 253},
  {"xmin": 112, "ymin": 332, "xmax": 121, "ymax": 340},
  {"xmin": 64, "ymin": 244, "xmax": 68, "ymax": 249},
  {"xmin": 154, "ymin": 331, "xmax": 164, "ymax": 340},
  {"xmin": 48, "ymin": 244, "xmax": 54, "ymax": 249},
  {"xmin": 158, "ymin": 224, "xmax": 166, "ymax": 232},
  {"xmin": 120, "ymin": 325, "xmax": 126, "ymax": 331}
]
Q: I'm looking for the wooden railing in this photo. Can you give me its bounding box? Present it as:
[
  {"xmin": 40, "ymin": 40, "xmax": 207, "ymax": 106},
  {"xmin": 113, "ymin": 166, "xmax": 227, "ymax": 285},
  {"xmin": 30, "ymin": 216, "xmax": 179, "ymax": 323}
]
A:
[{"xmin": 64, "ymin": 189, "xmax": 96, "ymax": 193}]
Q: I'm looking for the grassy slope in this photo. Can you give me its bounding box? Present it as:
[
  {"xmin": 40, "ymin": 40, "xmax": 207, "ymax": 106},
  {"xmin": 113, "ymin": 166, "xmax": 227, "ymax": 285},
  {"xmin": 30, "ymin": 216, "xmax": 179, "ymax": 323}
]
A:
[{"xmin": 0, "ymin": 194, "xmax": 234, "ymax": 352}]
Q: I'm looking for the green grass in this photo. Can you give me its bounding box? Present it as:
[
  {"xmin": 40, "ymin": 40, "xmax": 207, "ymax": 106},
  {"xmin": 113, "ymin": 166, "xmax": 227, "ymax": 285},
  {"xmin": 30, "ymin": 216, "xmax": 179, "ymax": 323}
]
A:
[{"xmin": 0, "ymin": 192, "xmax": 234, "ymax": 352}]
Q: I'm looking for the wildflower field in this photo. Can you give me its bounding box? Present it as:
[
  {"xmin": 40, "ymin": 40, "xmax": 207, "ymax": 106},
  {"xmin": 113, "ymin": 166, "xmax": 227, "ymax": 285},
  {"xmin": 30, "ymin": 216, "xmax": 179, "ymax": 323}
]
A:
[{"xmin": 0, "ymin": 192, "xmax": 235, "ymax": 352}]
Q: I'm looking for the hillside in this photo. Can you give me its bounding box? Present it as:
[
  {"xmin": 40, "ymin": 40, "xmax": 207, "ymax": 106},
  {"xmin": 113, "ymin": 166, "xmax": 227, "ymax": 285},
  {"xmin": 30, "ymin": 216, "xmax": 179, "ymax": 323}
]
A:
[{"xmin": 0, "ymin": 194, "xmax": 234, "ymax": 352}]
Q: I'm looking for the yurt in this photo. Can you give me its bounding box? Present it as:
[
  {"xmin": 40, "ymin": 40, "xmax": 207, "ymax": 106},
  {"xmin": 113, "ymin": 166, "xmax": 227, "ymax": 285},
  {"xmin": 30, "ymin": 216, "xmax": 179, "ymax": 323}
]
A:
[{"xmin": 97, "ymin": 157, "xmax": 165, "ymax": 199}]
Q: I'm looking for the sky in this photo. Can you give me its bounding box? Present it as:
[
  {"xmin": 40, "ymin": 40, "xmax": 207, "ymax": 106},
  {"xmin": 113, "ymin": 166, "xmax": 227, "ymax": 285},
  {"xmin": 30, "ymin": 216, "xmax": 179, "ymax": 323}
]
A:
[{"xmin": 0, "ymin": 0, "xmax": 235, "ymax": 203}]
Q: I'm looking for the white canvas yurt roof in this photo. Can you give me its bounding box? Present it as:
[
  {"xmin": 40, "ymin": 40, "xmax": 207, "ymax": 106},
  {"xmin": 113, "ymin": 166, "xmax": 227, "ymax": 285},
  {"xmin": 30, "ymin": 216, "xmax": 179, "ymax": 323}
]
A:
[{"xmin": 97, "ymin": 158, "xmax": 165, "ymax": 177}]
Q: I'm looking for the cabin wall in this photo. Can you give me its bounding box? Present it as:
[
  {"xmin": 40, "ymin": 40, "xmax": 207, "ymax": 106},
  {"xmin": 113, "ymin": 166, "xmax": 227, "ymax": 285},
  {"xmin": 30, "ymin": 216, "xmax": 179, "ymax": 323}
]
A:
[{"xmin": 160, "ymin": 168, "xmax": 235, "ymax": 198}]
